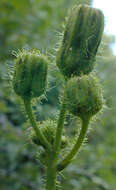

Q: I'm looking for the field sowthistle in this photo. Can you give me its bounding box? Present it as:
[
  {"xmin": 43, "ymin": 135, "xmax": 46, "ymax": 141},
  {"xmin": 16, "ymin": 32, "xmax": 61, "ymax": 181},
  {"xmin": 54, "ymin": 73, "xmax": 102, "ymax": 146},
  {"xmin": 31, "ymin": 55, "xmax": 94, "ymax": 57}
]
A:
[{"xmin": 11, "ymin": 4, "xmax": 104, "ymax": 190}]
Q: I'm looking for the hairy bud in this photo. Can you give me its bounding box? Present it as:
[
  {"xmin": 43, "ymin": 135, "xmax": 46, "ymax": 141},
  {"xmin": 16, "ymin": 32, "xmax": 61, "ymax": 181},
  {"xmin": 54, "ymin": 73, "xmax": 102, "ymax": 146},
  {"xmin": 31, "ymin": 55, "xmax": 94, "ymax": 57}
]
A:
[
  {"xmin": 57, "ymin": 4, "xmax": 104, "ymax": 78},
  {"xmin": 13, "ymin": 50, "xmax": 48, "ymax": 99},
  {"xmin": 65, "ymin": 74, "xmax": 103, "ymax": 119},
  {"xmin": 30, "ymin": 120, "xmax": 68, "ymax": 149}
]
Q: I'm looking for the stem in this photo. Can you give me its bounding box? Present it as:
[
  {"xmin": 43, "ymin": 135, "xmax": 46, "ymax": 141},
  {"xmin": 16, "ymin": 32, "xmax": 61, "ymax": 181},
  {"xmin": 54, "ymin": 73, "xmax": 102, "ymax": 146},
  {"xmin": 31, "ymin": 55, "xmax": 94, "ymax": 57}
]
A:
[
  {"xmin": 46, "ymin": 151, "xmax": 57, "ymax": 190},
  {"xmin": 46, "ymin": 87, "xmax": 66, "ymax": 190},
  {"xmin": 54, "ymin": 87, "xmax": 66, "ymax": 159},
  {"xmin": 24, "ymin": 98, "xmax": 51, "ymax": 150},
  {"xmin": 57, "ymin": 117, "xmax": 90, "ymax": 171}
]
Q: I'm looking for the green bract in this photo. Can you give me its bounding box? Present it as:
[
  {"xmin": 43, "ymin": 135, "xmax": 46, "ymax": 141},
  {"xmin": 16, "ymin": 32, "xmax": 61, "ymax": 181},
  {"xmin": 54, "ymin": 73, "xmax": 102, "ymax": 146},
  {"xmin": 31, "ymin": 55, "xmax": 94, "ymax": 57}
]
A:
[
  {"xmin": 57, "ymin": 4, "xmax": 104, "ymax": 78},
  {"xmin": 13, "ymin": 50, "xmax": 48, "ymax": 99},
  {"xmin": 65, "ymin": 74, "xmax": 103, "ymax": 119}
]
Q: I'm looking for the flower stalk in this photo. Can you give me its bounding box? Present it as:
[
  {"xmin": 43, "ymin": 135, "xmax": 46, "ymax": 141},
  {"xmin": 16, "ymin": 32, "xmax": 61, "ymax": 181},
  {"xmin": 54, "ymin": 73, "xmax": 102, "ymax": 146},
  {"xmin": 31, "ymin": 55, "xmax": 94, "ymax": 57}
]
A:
[
  {"xmin": 57, "ymin": 117, "xmax": 90, "ymax": 171},
  {"xmin": 24, "ymin": 98, "xmax": 51, "ymax": 151}
]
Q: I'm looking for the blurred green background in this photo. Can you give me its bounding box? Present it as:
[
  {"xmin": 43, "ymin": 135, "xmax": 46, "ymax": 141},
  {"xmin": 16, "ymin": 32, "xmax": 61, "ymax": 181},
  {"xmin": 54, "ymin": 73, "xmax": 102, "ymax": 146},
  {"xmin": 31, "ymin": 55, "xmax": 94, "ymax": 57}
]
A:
[{"xmin": 0, "ymin": 0, "xmax": 116, "ymax": 190}]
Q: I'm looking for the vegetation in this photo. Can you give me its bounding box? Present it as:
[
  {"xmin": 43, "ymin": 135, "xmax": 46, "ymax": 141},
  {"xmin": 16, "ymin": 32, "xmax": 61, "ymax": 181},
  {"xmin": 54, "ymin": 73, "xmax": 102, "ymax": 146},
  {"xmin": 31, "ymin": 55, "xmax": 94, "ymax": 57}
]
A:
[{"xmin": 0, "ymin": 0, "xmax": 116, "ymax": 190}]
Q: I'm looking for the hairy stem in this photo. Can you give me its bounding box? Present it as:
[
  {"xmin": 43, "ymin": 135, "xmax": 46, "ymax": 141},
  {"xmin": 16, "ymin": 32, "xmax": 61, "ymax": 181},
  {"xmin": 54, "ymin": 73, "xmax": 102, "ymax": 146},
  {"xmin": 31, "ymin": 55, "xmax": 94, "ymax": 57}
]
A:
[
  {"xmin": 57, "ymin": 117, "xmax": 90, "ymax": 171},
  {"xmin": 54, "ymin": 87, "xmax": 66, "ymax": 159},
  {"xmin": 24, "ymin": 98, "xmax": 51, "ymax": 150},
  {"xmin": 46, "ymin": 151, "xmax": 57, "ymax": 190},
  {"xmin": 46, "ymin": 87, "xmax": 66, "ymax": 190}
]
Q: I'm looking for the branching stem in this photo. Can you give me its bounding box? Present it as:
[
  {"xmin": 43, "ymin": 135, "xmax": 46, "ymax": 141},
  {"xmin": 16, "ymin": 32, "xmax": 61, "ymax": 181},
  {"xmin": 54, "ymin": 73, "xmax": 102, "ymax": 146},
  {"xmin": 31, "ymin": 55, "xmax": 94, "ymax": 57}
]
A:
[{"xmin": 46, "ymin": 87, "xmax": 67, "ymax": 190}]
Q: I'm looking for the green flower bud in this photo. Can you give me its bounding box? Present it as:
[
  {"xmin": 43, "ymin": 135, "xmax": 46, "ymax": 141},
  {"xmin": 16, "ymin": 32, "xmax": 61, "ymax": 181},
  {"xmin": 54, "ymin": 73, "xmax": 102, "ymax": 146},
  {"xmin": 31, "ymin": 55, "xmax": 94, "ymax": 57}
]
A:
[
  {"xmin": 30, "ymin": 120, "xmax": 68, "ymax": 149},
  {"xmin": 13, "ymin": 50, "xmax": 48, "ymax": 99},
  {"xmin": 57, "ymin": 4, "xmax": 104, "ymax": 78},
  {"xmin": 65, "ymin": 74, "xmax": 103, "ymax": 119}
]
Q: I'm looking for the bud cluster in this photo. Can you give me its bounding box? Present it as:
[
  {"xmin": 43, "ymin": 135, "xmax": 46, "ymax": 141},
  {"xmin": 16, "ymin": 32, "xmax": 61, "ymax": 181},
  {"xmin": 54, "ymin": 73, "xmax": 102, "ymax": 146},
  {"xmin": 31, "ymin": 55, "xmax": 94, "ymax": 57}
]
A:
[
  {"xmin": 57, "ymin": 4, "xmax": 104, "ymax": 119},
  {"xmin": 11, "ymin": 4, "xmax": 105, "ymax": 189}
]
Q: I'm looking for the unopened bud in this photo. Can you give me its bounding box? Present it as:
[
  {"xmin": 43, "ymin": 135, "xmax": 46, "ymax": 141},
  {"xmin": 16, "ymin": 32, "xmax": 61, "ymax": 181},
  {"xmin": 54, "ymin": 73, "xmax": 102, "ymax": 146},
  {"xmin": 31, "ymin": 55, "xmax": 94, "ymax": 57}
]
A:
[
  {"xmin": 13, "ymin": 50, "xmax": 48, "ymax": 99},
  {"xmin": 57, "ymin": 4, "xmax": 104, "ymax": 78},
  {"xmin": 65, "ymin": 74, "xmax": 103, "ymax": 119},
  {"xmin": 30, "ymin": 120, "xmax": 68, "ymax": 149}
]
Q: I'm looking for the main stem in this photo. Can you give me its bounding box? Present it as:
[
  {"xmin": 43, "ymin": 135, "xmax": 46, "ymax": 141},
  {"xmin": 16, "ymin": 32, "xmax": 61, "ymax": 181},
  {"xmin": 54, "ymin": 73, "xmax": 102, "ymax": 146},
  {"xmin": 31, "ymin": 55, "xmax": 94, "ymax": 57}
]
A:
[
  {"xmin": 57, "ymin": 117, "xmax": 90, "ymax": 171},
  {"xmin": 46, "ymin": 88, "xmax": 66, "ymax": 190},
  {"xmin": 24, "ymin": 98, "xmax": 51, "ymax": 150},
  {"xmin": 46, "ymin": 150, "xmax": 57, "ymax": 190}
]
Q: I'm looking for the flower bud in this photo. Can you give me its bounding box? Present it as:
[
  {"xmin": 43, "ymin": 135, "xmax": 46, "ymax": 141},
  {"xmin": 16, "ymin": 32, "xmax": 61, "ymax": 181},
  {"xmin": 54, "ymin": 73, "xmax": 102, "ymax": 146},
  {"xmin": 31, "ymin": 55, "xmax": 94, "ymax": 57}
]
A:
[
  {"xmin": 65, "ymin": 74, "xmax": 103, "ymax": 119},
  {"xmin": 13, "ymin": 50, "xmax": 48, "ymax": 99},
  {"xmin": 30, "ymin": 120, "xmax": 68, "ymax": 149},
  {"xmin": 57, "ymin": 4, "xmax": 104, "ymax": 78}
]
